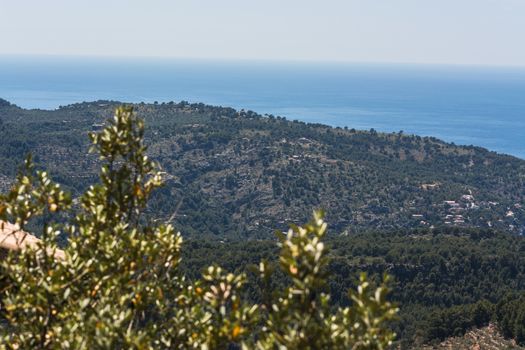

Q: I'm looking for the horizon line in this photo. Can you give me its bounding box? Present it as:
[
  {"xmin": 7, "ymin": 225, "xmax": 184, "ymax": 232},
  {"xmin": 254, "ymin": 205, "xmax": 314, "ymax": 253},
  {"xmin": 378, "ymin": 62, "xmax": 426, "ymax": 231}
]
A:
[{"xmin": 2, "ymin": 53, "xmax": 525, "ymax": 70}]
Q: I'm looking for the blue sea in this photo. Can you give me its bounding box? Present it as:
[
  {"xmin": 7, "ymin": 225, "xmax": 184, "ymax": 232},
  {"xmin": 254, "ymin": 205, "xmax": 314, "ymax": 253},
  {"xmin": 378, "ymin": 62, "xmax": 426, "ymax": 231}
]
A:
[{"xmin": 2, "ymin": 56, "xmax": 525, "ymax": 158}]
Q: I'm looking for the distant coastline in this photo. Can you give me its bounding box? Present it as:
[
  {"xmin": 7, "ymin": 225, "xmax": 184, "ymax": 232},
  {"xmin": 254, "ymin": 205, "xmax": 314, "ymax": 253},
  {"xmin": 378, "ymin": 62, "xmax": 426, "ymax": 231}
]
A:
[{"xmin": 1, "ymin": 56, "xmax": 525, "ymax": 158}]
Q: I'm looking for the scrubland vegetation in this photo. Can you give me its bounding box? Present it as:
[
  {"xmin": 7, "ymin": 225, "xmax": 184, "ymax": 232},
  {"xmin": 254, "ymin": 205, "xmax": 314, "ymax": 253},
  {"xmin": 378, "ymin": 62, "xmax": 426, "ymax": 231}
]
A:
[
  {"xmin": 0, "ymin": 107, "xmax": 397, "ymax": 349},
  {"xmin": 1, "ymin": 104, "xmax": 524, "ymax": 348}
]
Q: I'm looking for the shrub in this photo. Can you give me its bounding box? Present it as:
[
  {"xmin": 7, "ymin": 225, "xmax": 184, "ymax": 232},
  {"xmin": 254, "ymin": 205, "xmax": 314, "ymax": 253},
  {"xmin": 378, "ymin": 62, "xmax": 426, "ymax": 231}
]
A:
[{"xmin": 0, "ymin": 107, "xmax": 397, "ymax": 349}]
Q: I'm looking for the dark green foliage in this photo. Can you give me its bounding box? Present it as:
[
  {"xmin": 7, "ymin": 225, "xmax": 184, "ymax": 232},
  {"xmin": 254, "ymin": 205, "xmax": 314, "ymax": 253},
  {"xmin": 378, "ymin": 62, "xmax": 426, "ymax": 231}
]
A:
[
  {"xmin": 496, "ymin": 295, "xmax": 525, "ymax": 344},
  {"xmin": 423, "ymin": 300, "xmax": 494, "ymax": 342},
  {"xmin": 178, "ymin": 227, "xmax": 525, "ymax": 347}
]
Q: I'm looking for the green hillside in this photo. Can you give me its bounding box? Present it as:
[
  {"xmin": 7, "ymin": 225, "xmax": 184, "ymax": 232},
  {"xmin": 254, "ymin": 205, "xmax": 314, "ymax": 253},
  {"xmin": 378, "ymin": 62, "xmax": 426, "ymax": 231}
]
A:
[
  {"xmin": 1, "ymin": 101, "xmax": 525, "ymax": 347},
  {"xmin": 1, "ymin": 98, "xmax": 524, "ymax": 238}
]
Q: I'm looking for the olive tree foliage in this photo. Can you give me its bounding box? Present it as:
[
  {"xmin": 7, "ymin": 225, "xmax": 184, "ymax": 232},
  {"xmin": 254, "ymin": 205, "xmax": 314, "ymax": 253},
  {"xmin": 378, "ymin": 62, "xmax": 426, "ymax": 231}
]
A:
[{"xmin": 0, "ymin": 107, "xmax": 397, "ymax": 349}]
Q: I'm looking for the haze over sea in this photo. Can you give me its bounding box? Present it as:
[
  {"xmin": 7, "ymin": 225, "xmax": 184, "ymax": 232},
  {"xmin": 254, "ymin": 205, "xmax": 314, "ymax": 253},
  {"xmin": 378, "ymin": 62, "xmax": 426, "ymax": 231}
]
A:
[{"xmin": 2, "ymin": 56, "xmax": 525, "ymax": 158}]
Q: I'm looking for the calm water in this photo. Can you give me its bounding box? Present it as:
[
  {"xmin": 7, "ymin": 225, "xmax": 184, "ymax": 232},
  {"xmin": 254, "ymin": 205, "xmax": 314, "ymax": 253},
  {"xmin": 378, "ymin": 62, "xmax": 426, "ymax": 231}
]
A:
[{"xmin": 1, "ymin": 56, "xmax": 525, "ymax": 158}]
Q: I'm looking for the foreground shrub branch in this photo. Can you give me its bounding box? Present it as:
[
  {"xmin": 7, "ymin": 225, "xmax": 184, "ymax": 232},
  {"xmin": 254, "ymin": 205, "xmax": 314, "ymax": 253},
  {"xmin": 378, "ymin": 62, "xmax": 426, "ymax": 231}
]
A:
[{"xmin": 0, "ymin": 107, "xmax": 397, "ymax": 349}]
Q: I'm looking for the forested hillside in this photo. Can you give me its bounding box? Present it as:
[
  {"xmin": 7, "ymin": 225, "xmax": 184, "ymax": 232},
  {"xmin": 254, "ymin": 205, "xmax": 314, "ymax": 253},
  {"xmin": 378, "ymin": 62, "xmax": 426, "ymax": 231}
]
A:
[
  {"xmin": 179, "ymin": 226, "xmax": 525, "ymax": 347},
  {"xmin": 1, "ymin": 98, "xmax": 524, "ymax": 238},
  {"xmin": 1, "ymin": 100, "xmax": 525, "ymax": 348}
]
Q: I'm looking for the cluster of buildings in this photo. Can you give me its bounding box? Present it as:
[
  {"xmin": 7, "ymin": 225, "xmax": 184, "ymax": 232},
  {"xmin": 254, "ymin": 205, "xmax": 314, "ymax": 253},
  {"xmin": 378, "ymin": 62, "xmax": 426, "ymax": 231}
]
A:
[
  {"xmin": 442, "ymin": 195, "xmax": 478, "ymax": 225},
  {"xmin": 410, "ymin": 189, "xmax": 524, "ymax": 232}
]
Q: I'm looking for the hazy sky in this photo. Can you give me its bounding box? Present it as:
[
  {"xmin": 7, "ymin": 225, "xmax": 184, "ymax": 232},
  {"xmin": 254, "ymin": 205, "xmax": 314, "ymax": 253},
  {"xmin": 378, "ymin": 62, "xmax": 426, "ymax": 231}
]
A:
[{"xmin": 1, "ymin": 0, "xmax": 524, "ymax": 66}]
